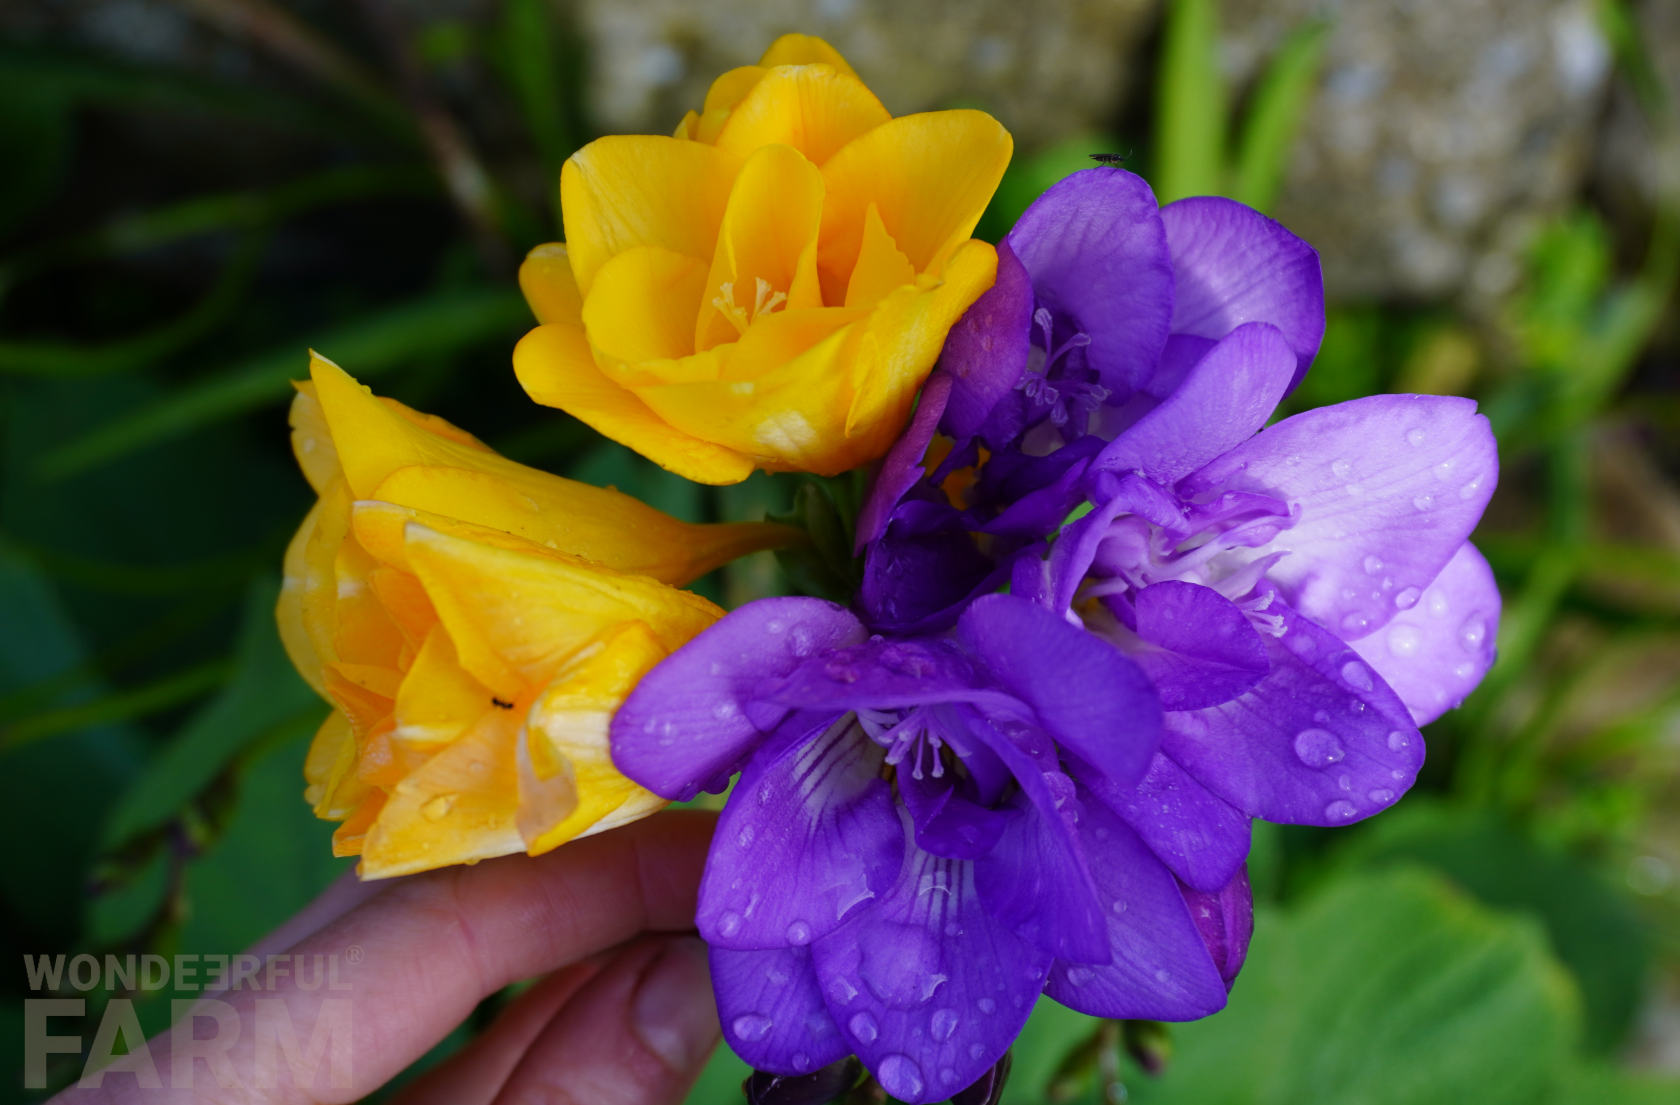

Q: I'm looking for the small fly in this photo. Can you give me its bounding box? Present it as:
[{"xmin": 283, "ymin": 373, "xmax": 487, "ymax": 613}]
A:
[{"xmin": 1090, "ymin": 151, "xmax": 1134, "ymax": 167}]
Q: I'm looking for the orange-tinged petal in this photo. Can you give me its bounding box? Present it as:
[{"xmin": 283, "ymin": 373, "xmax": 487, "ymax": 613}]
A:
[
  {"xmin": 304, "ymin": 710, "xmax": 368, "ymax": 819},
  {"xmin": 366, "ymin": 563, "xmax": 434, "ymax": 648},
  {"xmin": 581, "ymin": 245, "xmax": 709, "ymax": 365},
  {"xmin": 845, "ymin": 201, "xmax": 917, "ymax": 310},
  {"xmin": 331, "ymin": 537, "xmax": 406, "ymax": 672},
  {"xmin": 694, "ymin": 143, "xmax": 826, "ymax": 351},
  {"xmin": 330, "ymin": 792, "xmax": 383, "ymax": 856},
  {"xmin": 358, "ymin": 709, "xmax": 530, "ymax": 878},
  {"xmin": 391, "ymin": 625, "xmax": 492, "ymax": 751},
  {"xmin": 400, "ymin": 522, "xmax": 723, "ymax": 701},
  {"xmin": 561, "ymin": 136, "xmax": 740, "ymax": 293},
  {"xmin": 519, "ymin": 242, "xmax": 584, "ymax": 325},
  {"xmin": 278, "ymin": 501, "xmax": 327, "ymax": 696},
  {"xmin": 300, "ymin": 479, "xmax": 352, "ymax": 670},
  {"xmin": 714, "ymin": 66, "xmax": 890, "ymax": 167},
  {"xmin": 819, "ymin": 110, "xmax": 1011, "ymax": 299},
  {"xmin": 758, "ymin": 33, "xmax": 858, "ymax": 75},
  {"xmin": 513, "ymin": 320, "xmax": 755, "ymax": 484}
]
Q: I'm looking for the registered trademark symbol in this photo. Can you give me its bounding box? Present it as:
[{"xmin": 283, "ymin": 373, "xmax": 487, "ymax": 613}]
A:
[{"xmin": 344, "ymin": 944, "xmax": 364, "ymax": 964}]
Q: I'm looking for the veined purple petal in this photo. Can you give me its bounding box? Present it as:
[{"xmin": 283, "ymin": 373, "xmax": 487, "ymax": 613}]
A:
[
  {"xmin": 899, "ymin": 767, "xmax": 1009, "ymax": 861},
  {"xmin": 1092, "ymin": 752, "xmax": 1252, "ymax": 893},
  {"xmin": 1092, "ymin": 322, "xmax": 1297, "ymax": 485},
  {"xmin": 1160, "ymin": 597, "xmax": 1426, "ymax": 826},
  {"xmin": 700, "ymin": 719, "xmax": 903, "ymax": 950},
  {"xmin": 858, "ymin": 373, "xmax": 952, "ymax": 550},
  {"xmin": 958, "ymin": 594, "xmax": 1161, "ymax": 790},
  {"xmin": 767, "ymin": 638, "xmax": 1008, "ymax": 714},
  {"xmin": 1129, "ymin": 581, "xmax": 1271, "ymax": 712},
  {"xmin": 611, "ymin": 598, "xmax": 867, "ymax": 800},
  {"xmin": 1044, "ymin": 792, "xmax": 1230, "ymax": 1020},
  {"xmin": 812, "ymin": 843, "xmax": 1052, "ymax": 1104},
  {"xmin": 940, "ymin": 239, "xmax": 1034, "ymax": 441},
  {"xmin": 1351, "ymin": 542, "xmax": 1500, "ymax": 725},
  {"xmin": 713, "ymin": 944, "xmax": 850, "ymax": 1075},
  {"xmin": 1159, "ymin": 196, "xmax": 1324, "ymax": 393},
  {"xmin": 860, "ymin": 505, "xmax": 998, "ymax": 634},
  {"xmin": 1182, "ymin": 394, "xmax": 1498, "ymax": 643},
  {"xmin": 1006, "ymin": 169, "xmax": 1174, "ymax": 397},
  {"xmin": 1180, "ymin": 867, "xmax": 1254, "ymax": 985}
]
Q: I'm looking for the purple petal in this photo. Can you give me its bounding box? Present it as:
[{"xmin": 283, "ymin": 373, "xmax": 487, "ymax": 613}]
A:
[
  {"xmin": 611, "ymin": 598, "xmax": 867, "ymax": 800},
  {"xmin": 1044, "ymin": 792, "xmax": 1230, "ymax": 1020},
  {"xmin": 1159, "ymin": 597, "xmax": 1426, "ymax": 826},
  {"xmin": 1129, "ymin": 581, "xmax": 1271, "ymax": 712},
  {"xmin": 1093, "ymin": 322, "xmax": 1297, "ymax": 485},
  {"xmin": 767, "ymin": 638, "xmax": 1008, "ymax": 714},
  {"xmin": 857, "ymin": 373, "xmax": 952, "ymax": 550},
  {"xmin": 1006, "ymin": 169, "xmax": 1174, "ymax": 397},
  {"xmin": 812, "ymin": 844, "xmax": 1052, "ymax": 1104},
  {"xmin": 1091, "ymin": 752, "xmax": 1252, "ymax": 893},
  {"xmin": 713, "ymin": 944, "xmax": 850, "ymax": 1075},
  {"xmin": 1180, "ymin": 867, "xmax": 1254, "ymax": 985},
  {"xmin": 1159, "ymin": 196, "xmax": 1324, "ymax": 393},
  {"xmin": 958, "ymin": 593, "xmax": 1161, "ymax": 789},
  {"xmin": 1145, "ymin": 334, "xmax": 1216, "ymax": 400},
  {"xmin": 900, "ymin": 769, "xmax": 1009, "ymax": 861},
  {"xmin": 700, "ymin": 720, "xmax": 903, "ymax": 949},
  {"xmin": 939, "ymin": 239, "xmax": 1034, "ymax": 441},
  {"xmin": 1182, "ymin": 394, "xmax": 1498, "ymax": 643},
  {"xmin": 1350, "ymin": 542, "xmax": 1500, "ymax": 725},
  {"xmin": 1048, "ymin": 472, "xmax": 1184, "ymax": 614},
  {"xmin": 860, "ymin": 504, "xmax": 998, "ymax": 634}
]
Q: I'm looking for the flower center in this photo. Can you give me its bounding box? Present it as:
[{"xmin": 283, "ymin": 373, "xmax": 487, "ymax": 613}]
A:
[
  {"xmin": 856, "ymin": 706, "xmax": 947, "ymax": 781},
  {"xmin": 1019, "ymin": 307, "xmax": 1107, "ymax": 431},
  {"xmin": 711, "ymin": 277, "xmax": 788, "ymax": 338}
]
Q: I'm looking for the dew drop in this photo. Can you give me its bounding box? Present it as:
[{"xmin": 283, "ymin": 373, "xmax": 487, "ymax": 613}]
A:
[
  {"xmin": 1345, "ymin": 483, "xmax": 1364, "ymax": 497},
  {"xmin": 1293, "ymin": 728, "xmax": 1345, "ymax": 768},
  {"xmin": 1153, "ymin": 968, "xmax": 1171, "ymax": 983},
  {"xmin": 1340, "ymin": 660, "xmax": 1374, "ymax": 692},
  {"xmin": 1064, "ymin": 966, "xmax": 1094, "ymax": 987},
  {"xmin": 1427, "ymin": 590, "xmax": 1450, "ymax": 617},
  {"xmin": 736, "ymin": 825, "xmax": 756, "ymax": 848},
  {"xmin": 1324, "ymin": 800, "xmax": 1359, "ymax": 821},
  {"xmin": 847, "ymin": 1012, "xmax": 879, "ymax": 1044},
  {"xmin": 420, "ymin": 794, "xmax": 456, "ymax": 821},
  {"xmin": 1460, "ymin": 618, "xmax": 1487, "ymax": 651},
  {"xmin": 717, "ymin": 911, "xmax": 743, "ymax": 938},
  {"xmin": 1391, "ymin": 769, "xmax": 1407, "ymax": 780},
  {"xmin": 1331, "ymin": 458, "xmax": 1352, "ymax": 479},
  {"xmin": 1340, "ymin": 612, "xmax": 1370, "ymax": 634},
  {"xmin": 1395, "ymin": 586, "xmax": 1422, "ymax": 610},
  {"xmin": 713, "ymin": 700, "xmax": 738, "ymax": 720},
  {"xmin": 1435, "ymin": 459, "xmax": 1455, "ymax": 479},
  {"xmin": 1453, "ymin": 662, "xmax": 1475, "ymax": 679},
  {"xmin": 792, "ymin": 1052, "xmax": 811, "ymax": 1069},
  {"xmin": 1363, "ymin": 555, "xmax": 1384, "ymax": 574},
  {"xmin": 931, "ymin": 1008, "xmax": 960, "ymax": 1041},
  {"xmin": 1112, "ymin": 899, "xmax": 1129, "ymax": 915},
  {"xmin": 789, "ymin": 626, "xmax": 814, "ymax": 656},
  {"xmin": 1368, "ymin": 788, "xmax": 1396, "ymax": 804},
  {"xmin": 731, "ymin": 1014, "xmax": 772, "ymax": 1042},
  {"xmin": 977, "ymin": 997, "xmax": 997, "ymax": 1015},
  {"xmin": 941, "ymin": 1068, "xmax": 959, "ymax": 1088},
  {"xmin": 969, "ymin": 1043, "xmax": 987, "ymax": 1061},
  {"xmin": 1387, "ymin": 624, "xmax": 1422, "ymax": 658},
  {"xmin": 827, "ymin": 977, "xmax": 858, "ymax": 1006},
  {"xmin": 1338, "ymin": 773, "xmax": 1352, "ymax": 791},
  {"xmin": 1386, "ymin": 730, "xmax": 1411, "ymax": 752},
  {"xmin": 1406, "ymin": 428, "xmax": 1426, "ymax": 446},
  {"xmin": 876, "ymin": 1054, "xmax": 924, "ymax": 1100},
  {"xmin": 765, "ymin": 619, "xmax": 786, "ymax": 635},
  {"xmin": 1413, "ymin": 494, "xmax": 1435, "ymax": 511},
  {"xmin": 786, "ymin": 920, "xmax": 813, "ymax": 945},
  {"xmin": 1459, "ymin": 478, "xmax": 1482, "ymax": 500}
]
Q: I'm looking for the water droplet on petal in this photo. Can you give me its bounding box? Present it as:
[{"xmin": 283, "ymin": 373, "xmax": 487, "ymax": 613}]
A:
[
  {"xmin": 1331, "ymin": 458, "xmax": 1352, "ymax": 479},
  {"xmin": 1337, "ymin": 773, "xmax": 1352, "ymax": 791},
  {"xmin": 1064, "ymin": 967, "xmax": 1094, "ymax": 987},
  {"xmin": 1387, "ymin": 624, "xmax": 1422, "ymax": 658},
  {"xmin": 1386, "ymin": 730, "xmax": 1411, "ymax": 752},
  {"xmin": 1460, "ymin": 618, "xmax": 1486, "ymax": 650},
  {"xmin": 1341, "ymin": 612, "xmax": 1370, "ymax": 634},
  {"xmin": 765, "ymin": 619, "xmax": 785, "ymax": 635},
  {"xmin": 713, "ymin": 700, "xmax": 737, "ymax": 720},
  {"xmin": 1453, "ymin": 662, "xmax": 1475, "ymax": 679},
  {"xmin": 847, "ymin": 1012, "xmax": 879, "ymax": 1044},
  {"xmin": 1293, "ymin": 728, "xmax": 1345, "ymax": 767},
  {"xmin": 786, "ymin": 920, "xmax": 812, "ymax": 945},
  {"xmin": 1324, "ymin": 800, "xmax": 1359, "ymax": 821},
  {"xmin": 1427, "ymin": 591, "xmax": 1450, "ymax": 617},
  {"xmin": 1406, "ymin": 428, "xmax": 1426, "ymax": 446},
  {"xmin": 1153, "ymin": 968, "xmax": 1171, "ymax": 983},
  {"xmin": 1112, "ymin": 899, "xmax": 1129, "ymax": 915},
  {"xmin": 420, "ymin": 794, "xmax": 456, "ymax": 821},
  {"xmin": 732, "ymin": 1014, "xmax": 772, "ymax": 1041},
  {"xmin": 1395, "ymin": 586, "xmax": 1422, "ymax": 610},
  {"xmin": 1459, "ymin": 478, "xmax": 1482, "ymax": 500},
  {"xmin": 789, "ymin": 626, "xmax": 814, "ymax": 656},
  {"xmin": 931, "ymin": 1008, "xmax": 960, "ymax": 1041},
  {"xmin": 717, "ymin": 911, "xmax": 743, "ymax": 938},
  {"xmin": 1435, "ymin": 459, "xmax": 1455, "ymax": 479},
  {"xmin": 1413, "ymin": 494, "xmax": 1435, "ymax": 511},
  {"xmin": 827, "ymin": 977, "xmax": 858, "ymax": 1005},
  {"xmin": 877, "ymin": 1054, "xmax": 924, "ymax": 1100},
  {"xmin": 736, "ymin": 825, "xmax": 755, "ymax": 848},
  {"xmin": 1368, "ymin": 788, "xmax": 1396, "ymax": 804},
  {"xmin": 1340, "ymin": 660, "xmax": 1374, "ymax": 692},
  {"xmin": 941, "ymin": 1067, "xmax": 959, "ymax": 1088},
  {"xmin": 977, "ymin": 997, "xmax": 997, "ymax": 1015},
  {"xmin": 1363, "ymin": 555, "xmax": 1384, "ymax": 574}
]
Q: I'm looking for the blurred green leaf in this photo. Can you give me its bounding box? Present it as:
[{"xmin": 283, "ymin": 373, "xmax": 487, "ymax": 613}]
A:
[
  {"xmin": 1125, "ymin": 868, "xmax": 1579, "ymax": 1105},
  {"xmin": 1155, "ymin": 0, "xmax": 1225, "ymax": 203},
  {"xmin": 683, "ymin": 1042, "xmax": 753, "ymax": 1105},
  {"xmin": 492, "ymin": 0, "xmax": 571, "ymax": 219},
  {"xmin": 0, "ymin": 69, "xmax": 74, "ymax": 238},
  {"xmin": 1549, "ymin": 1063, "xmax": 1680, "ymax": 1105},
  {"xmin": 39, "ymin": 286, "xmax": 528, "ymax": 480},
  {"xmin": 1230, "ymin": 21, "xmax": 1328, "ymax": 212},
  {"xmin": 1331, "ymin": 802, "xmax": 1651, "ymax": 1052},
  {"xmin": 1, "ymin": 658, "xmax": 228, "ymax": 752},
  {"xmin": 977, "ymin": 135, "xmax": 1124, "ymax": 243},
  {"xmin": 100, "ymin": 580, "xmax": 321, "ymax": 849}
]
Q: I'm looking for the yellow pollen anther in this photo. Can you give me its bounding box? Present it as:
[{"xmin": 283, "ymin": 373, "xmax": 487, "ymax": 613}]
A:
[{"xmin": 712, "ymin": 277, "xmax": 788, "ymax": 337}]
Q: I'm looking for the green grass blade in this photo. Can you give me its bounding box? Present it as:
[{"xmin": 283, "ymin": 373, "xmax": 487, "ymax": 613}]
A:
[
  {"xmin": 1155, "ymin": 0, "xmax": 1226, "ymax": 202},
  {"xmin": 1231, "ymin": 19, "xmax": 1330, "ymax": 212}
]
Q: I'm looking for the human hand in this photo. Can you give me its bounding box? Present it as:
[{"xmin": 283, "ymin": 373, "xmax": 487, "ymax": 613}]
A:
[{"xmin": 50, "ymin": 811, "xmax": 721, "ymax": 1105}]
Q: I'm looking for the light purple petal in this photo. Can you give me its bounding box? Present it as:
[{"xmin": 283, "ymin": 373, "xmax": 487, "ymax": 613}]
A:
[
  {"xmin": 940, "ymin": 238, "xmax": 1034, "ymax": 440},
  {"xmin": 712, "ymin": 944, "xmax": 850, "ymax": 1075},
  {"xmin": 1182, "ymin": 394, "xmax": 1498, "ymax": 642},
  {"xmin": 1093, "ymin": 322, "xmax": 1297, "ymax": 485},
  {"xmin": 610, "ymin": 598, "xmax": 867, "ymax": 800},
  {"xmin": 700, "ymin": 720, "xmax": 902, "ymax": 949},
  {"xmin": 958, "ymin": 593, "xmax": 1162, "ymax": 789},
  {"xmin": 1129, "ymin": 581, "xmax": 1271, "ymax": 712},
  {"xmin": 1091, "ymin": 752, "xmax": 1252, "ymax": 893},
  {"xmin": 1180, "ymin": 867, "xmax": 1254, "ymax": 985},
  {"xmin": 1159, "ymin": 597, "xmax": 1426, "ymax": 826},
  {"xmin": 1006, "ymin": 168, "xmax": 1174, "ymax": 397},
  {"xmin": 1351, "ymin": 542, "xmax": 1500, "ymax": 725},
  {"xmin": 1159, "ymin": 195, "xmax": 1324, "ymax": 392},
  {"xmin": 812, "ymin": 843, "xmax": 1052, "ymax": 1104},
  {"xmin": 1044, "ymin": 792, "xmax": 1230, "ymax": 1020},
  {"xmin": 857, "ymin": 373, "xmax": 952, "ymax": 550}
]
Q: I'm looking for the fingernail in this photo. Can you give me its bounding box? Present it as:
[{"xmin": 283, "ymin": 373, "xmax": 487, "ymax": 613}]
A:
[{"xmin": 632, "ymin": 937, "xmax": 719, "ymax": 1072}]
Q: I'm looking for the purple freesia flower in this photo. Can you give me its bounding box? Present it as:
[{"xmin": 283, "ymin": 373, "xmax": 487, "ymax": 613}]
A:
[
  {"xmin": 610, "ymin": 593, "xmax": 1250, "ymax": 1103},
  {"xmin": 858, "ymin": 167, "xmax": 1500, "ymax": 894}
]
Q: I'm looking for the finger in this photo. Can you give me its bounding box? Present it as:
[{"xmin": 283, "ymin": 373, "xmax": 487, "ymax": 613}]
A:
[
  {"xmin": 65, "ymin": 810, "xmax": 715, "ymax": 1105},
  {"xmin": 388, "ymin": 955, "xmax": 609, "ymax": 1105},
  {"xmin": 490, "ymin": 935, "xmax": 719, "ymax": 1105},
  {"xmin": 241, "ymin": 865, "xmax": 385, "ymax": 961}
]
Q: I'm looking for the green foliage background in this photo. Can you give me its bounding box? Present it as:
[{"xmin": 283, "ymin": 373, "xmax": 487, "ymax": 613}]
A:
[{"xmin": 3, "ymin": 1, "xmax": 1677, "ymax": 1102}]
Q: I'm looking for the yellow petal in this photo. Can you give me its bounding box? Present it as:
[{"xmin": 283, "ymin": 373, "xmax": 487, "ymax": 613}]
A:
[
  {"xmin": 713, "ymin": 66, "xmax": 890, "ymax": 167},
  {"xmin": 845, "ymin": 202, "xmax": 917, "ymax": 310},
  {"xmin": 300, "ymin": 479, "xmax": 353, "ymax": 671},
  {"xmin": 561, "ymin": 136, "xmax": 741, "ymax": 293},
  {"xmin": 400, "ymin": 522, "xmax": 723, "ymax": 701},
  {"xmin": 289, "ymin": 383, "xmax": 340, "ymax": 493},
  {"xmin": 330, "ymin": 792, "xmax": 383, "ymax": 857},
  {"xmin": 303, "ymin": 710, "xmax": 368, "ymax": 819},
  {"xmin": 330, "ymin": 536, "xmax": 406, "ymax": 672},
  {"xmin": 520, "ymin": 621, "xmax": 670, "ymax": 854},
  {"xmin": 702, "ymin": 65, "xmax": 768, "ymax": 113},
  {"xmin": 513, "ymin": 320, "xmax": 755, "ymax": 484},
  {"xmin": 581, "ymin": 245, "xmax": 710, "ymax": 365},
  {"xmin": 278, "ymin": 500, "xmax": 328, "ymax": 696},
  {"xmin": 391, "ymin": 625, "xmax": 493, "ymax": 751},
  {"xmin": 819, "ymin": 110, "xmax": 1011, "ymax": 300},
  {"xmin": 358, "ymin": 710, "xmax": 530, "ymax": 879},
  {"xmin": 758, "ymin": 33, "xmax": 858, "ymax": 76},
  {"xmin": 695, "ymin": 143, "xmax": 826, "ymax": 350},
  {"xmin": 519, "ymin": 242, "xmax": 583, "ymax": 325}
]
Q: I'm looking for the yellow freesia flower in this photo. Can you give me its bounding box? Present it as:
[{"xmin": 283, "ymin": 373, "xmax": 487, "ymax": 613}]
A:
[
  {"xmin": 513, "ymin": 33, "xmax": 1013, "ymax": 484},
  {"xmin": 278, "ymin": 353, "xmax": 789, "ymax": 877}
]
